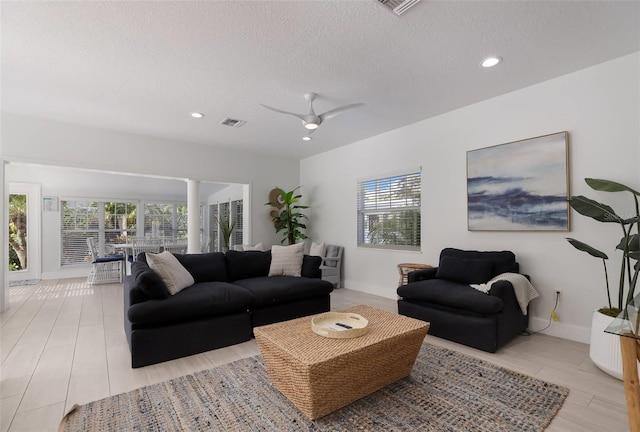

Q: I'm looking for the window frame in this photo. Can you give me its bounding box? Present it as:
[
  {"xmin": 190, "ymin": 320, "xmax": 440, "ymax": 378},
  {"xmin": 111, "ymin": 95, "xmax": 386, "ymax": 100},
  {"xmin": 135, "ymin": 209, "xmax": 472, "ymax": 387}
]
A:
[{"xmin": 356, "ymin": 169, "xmax": 421, "ymax": 251}]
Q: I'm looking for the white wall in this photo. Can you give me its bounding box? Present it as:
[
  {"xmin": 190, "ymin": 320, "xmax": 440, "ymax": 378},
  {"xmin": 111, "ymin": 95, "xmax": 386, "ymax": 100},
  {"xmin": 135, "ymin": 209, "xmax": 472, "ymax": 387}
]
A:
[
  {"xmin": 1, "ymin": 116, "xmax": 300, "ymax": 279},
  {"xmin": 300, "ymin": 52, "xmax": 640, "ymax": 343}
]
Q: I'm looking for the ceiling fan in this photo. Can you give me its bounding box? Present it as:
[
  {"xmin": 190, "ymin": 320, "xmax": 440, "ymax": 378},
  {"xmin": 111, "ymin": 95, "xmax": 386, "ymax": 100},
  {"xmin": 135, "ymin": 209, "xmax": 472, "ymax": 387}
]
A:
[{"xmin": 260, "ymin": 93, "xmax": 364, "ymax": 133}]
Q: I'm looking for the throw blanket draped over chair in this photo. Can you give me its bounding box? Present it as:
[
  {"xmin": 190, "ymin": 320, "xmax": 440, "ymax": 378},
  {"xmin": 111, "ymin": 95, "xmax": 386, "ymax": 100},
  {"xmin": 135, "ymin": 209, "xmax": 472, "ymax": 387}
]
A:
[{"xmin": 471, "ymin": 273, "xmax": 539, "ymax": 315}]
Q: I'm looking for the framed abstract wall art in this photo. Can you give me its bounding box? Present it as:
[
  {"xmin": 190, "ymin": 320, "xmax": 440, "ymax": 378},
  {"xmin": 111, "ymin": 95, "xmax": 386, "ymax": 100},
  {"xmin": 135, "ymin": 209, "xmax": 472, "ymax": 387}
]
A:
[{"xmin": 467, "ymin": 132, "xmax": 570, "ymax": 231}]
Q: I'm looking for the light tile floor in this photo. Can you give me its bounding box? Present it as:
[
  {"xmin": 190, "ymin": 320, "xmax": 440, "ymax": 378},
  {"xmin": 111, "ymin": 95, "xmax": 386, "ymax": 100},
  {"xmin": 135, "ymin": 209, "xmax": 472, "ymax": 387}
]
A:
[{"xmin": 0, "ymin": 279, "xmax": 629, "ymax": 432}]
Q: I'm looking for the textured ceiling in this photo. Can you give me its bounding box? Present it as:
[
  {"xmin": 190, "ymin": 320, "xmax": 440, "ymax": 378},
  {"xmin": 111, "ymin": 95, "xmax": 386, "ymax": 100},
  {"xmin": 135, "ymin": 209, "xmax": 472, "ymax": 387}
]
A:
[{"xmin": 2, "ymin": 1, "xmax": 639, "ymax": 160}]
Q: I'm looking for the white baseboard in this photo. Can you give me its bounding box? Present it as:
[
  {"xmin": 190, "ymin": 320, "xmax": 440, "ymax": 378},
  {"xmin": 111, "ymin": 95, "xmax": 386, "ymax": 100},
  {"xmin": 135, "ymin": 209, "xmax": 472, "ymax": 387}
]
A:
[{"xmin": 527, "ymin": 316, "xmax": 591, "ymax": 344}]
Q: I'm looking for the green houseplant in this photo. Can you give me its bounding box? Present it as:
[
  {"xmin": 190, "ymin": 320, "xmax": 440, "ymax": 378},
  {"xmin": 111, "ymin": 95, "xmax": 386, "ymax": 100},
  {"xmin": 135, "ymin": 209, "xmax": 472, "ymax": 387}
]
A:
[
  {"xmin": 266, "ymin": 186, "xmax": 308, "ymax": 245},
  {"xmin": 566, "ymin": 178, "xmax": 640, "ymax": 380},
  {"xmin": 216, "ymin": 215, "xmax": 236, "ymax": 252},
  {"xmin": 566, "ymin": 178, "xmax": 640, "ymax": 317}
]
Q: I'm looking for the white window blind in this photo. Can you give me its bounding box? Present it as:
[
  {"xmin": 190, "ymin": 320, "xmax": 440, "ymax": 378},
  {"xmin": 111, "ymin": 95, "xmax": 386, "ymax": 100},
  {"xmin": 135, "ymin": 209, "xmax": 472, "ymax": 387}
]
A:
[
  {"xmin": 209, "ymin": 204, "xmax": 219, "ymax": 252},
  {"xmin": 144, "ymin": 203, "xmax": 188, "ymax": 239},
  {"xmin": 357, "ymin": 171, "xmax": 421, "ymax": 250},
  {"xmin": 61, "ymin": 200, "xmax": 137, "ymax": 265},
  {"xmin": 232, "ymin": 199, "xmax": 243, "ymax": 247}
]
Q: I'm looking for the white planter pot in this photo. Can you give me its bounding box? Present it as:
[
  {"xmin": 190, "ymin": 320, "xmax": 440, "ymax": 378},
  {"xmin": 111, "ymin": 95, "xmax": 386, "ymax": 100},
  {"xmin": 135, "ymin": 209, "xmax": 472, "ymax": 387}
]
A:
[{"xmin": 589, "ymin": 309, "xmax": 640, "ymax": 380}]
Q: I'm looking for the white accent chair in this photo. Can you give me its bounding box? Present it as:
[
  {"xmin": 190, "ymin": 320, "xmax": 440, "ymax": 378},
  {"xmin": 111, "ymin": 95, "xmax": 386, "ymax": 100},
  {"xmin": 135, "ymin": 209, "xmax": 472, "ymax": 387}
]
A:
[
  {"xmin": 320, "ymin": 245, "xmax": 344, "ymax": 288},
  {"xmin": 131, "ymin": 237, "xmax": 162, "ymax": 261},
  {"xmin": 162, "ymin": 237, "xmax": 188, "ymax": 254},
  {"xmin": 86, "ymin": 237, "xmax": 124, "ymax": 285}
]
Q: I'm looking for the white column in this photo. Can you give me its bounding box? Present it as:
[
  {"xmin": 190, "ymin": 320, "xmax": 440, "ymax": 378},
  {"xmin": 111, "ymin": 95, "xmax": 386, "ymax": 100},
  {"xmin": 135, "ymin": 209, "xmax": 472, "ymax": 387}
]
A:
[
  {"xmin": 187, "ymin": 179, "xmax": 201, "ymax": 254},
  {"xmin": 1, "ymin": 160, "xmax": 7, "ymax": 311}
]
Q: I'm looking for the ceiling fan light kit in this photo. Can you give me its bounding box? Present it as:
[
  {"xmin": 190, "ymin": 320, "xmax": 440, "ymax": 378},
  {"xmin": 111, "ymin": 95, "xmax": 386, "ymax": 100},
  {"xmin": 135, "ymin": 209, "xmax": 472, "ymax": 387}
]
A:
[{"xmin": 261, "ymin": 92, "xmax": 364, "ymax": 134}]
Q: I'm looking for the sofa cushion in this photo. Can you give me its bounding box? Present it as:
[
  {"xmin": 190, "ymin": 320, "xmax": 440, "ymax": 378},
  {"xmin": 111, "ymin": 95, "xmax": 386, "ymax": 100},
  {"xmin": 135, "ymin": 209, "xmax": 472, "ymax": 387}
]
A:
[
  {"xmin": 226, "ymin": 250, "xmax": 271, "ymax": 281},
  {"xmin": 173, "ymin": 252, "xmax": 228, "ymax": 283},
  {"xmin": 440, "ymin": 248, "xmax": 517, "ymax": 277},
  {"xmin": 301, "ymin": 255, "xmax": 322, "ymax": 278},
  {"xmin": 232, "ymin": 276, "xmax": 333, "ymax": 307},
  {"xmin": 130, "ymin": 261, "xmax": 170, "ymax": 300},
  {"xmin": 435, "ymin": 256, "xmax": 494, "ymax": 285},
  {"xmin": 397, "ymin": 279, "xmax": 503, "ymax": 314},
  {"xmin": 269, "ymin": 243, "xmax": 304, "ymax": 277},
  {"xmin": 127, "ymin": 282, "xmax": 254, "ymax": 326}
]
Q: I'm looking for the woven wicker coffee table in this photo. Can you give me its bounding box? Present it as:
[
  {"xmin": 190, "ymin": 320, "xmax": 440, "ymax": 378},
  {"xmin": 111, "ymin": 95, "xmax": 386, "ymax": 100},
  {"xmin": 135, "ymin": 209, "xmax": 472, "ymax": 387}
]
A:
[{"xmin": 254, "ymin": 305, "xmax": 429, "ymax": 419}]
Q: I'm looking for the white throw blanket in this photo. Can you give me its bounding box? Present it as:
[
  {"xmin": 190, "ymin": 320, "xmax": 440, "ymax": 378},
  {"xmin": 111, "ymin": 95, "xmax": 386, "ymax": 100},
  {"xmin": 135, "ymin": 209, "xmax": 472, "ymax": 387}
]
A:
[{"xmin": 470, "ymin": 273, "xmax": 539, "ymax": 315}]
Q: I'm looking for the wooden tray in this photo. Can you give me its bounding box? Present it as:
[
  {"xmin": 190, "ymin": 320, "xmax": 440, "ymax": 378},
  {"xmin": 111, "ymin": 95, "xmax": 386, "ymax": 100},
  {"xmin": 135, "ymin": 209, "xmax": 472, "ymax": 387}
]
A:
[{"xmin": 311, "ymin": 312, "xmax": 369, "ymax": 339}]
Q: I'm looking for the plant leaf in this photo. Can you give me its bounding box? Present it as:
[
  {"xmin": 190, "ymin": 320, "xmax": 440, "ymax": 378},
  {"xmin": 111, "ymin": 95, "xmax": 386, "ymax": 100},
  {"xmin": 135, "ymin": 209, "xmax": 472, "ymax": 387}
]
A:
[
  {"xmin": 616, "ymin": 234, "xmax": 640, "ymax": 253},
  {"xmin": 566, "ymin": 238, "xmax": 609, "ymax": 259},
  {"xmin": 568, "ymin": 196, "xmax": 622, "ymax": 223},
  {"xmin": 586, "ymin": 178, "xmax": 640, "ymax": 196}
]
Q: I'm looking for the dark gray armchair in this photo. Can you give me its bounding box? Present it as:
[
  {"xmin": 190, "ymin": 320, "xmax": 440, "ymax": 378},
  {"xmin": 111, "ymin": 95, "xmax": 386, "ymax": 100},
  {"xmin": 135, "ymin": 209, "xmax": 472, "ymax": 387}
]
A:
[{"xmin": 397, "ymin": 248, "xmax": 529, "ymax": 353}]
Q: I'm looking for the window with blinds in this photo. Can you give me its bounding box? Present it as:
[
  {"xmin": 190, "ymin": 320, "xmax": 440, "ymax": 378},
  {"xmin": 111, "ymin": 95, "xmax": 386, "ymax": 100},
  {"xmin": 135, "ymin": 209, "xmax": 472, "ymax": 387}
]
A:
[
  {"xmin": 61, "ymin": 200, "xmax": 137, "ymax": 265},
  {"xmin": 209, "ymin": 204, "xmax": 219, "ymax": 252},
  {"xmin": 144, "ymin": 203, "xmax": 188, "ymax": 239},
  {"xmin": 357, "ymin": 170, "xmax": 421, "ymax": 250},
  {"xmin": 232, "ymin": 199, "xmax": 243, "ymax": 247}
]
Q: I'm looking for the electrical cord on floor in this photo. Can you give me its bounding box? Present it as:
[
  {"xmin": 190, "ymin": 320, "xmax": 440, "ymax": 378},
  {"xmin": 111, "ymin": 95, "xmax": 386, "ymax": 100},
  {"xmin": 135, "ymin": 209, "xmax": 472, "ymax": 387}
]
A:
[{"xmin": 522, "ymin": 291, "xmax": 560, "ymax": 336}]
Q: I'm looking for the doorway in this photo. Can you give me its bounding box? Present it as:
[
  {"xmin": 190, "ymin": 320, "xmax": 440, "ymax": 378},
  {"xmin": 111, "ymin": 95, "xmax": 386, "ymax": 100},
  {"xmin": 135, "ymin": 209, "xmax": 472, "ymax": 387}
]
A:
[{"xmin": 8, "ymin": 183, "xmax": 41, "ymax": 282}]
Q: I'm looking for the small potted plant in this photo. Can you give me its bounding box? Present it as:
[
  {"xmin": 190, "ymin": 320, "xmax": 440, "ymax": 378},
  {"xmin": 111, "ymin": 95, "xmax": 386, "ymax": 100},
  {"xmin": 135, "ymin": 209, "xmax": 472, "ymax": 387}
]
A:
[{"xmin": 566, "ymin": 178, "xmax": 639, "ymax": 379}]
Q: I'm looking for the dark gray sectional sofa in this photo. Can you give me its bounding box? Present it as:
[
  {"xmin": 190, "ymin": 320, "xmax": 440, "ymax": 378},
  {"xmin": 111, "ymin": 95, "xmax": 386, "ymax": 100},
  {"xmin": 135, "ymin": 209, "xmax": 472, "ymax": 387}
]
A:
[{"xmin": 124, "ymin": 250, "xmax": 333, "ymax": 368}]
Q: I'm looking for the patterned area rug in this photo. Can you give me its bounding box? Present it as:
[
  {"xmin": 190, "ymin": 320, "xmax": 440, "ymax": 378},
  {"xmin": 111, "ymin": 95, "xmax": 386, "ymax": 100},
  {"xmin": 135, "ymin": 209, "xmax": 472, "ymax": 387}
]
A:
[{"xmin": 60, "ymin": 343, "xmax": 568, "ymax": 431}]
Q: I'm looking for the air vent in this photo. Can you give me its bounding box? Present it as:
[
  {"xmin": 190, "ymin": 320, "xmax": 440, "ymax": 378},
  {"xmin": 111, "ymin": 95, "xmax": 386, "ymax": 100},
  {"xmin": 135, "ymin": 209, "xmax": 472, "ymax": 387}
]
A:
[
  {"xmin": 376, "ymin": 0, "xmax": 421, "ymax": 16},
  {"xmin": 220, "ymin": 118, "xmax": 246, "ymax": 128}
]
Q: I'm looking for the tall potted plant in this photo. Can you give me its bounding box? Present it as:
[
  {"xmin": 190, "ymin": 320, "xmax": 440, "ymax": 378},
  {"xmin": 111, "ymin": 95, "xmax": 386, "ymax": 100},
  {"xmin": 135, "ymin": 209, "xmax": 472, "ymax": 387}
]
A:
[
  {"xmin": 566, "ymin": 178, "xmax": 639, "ymax": 379},
  {"xmin": 266, "ymin": 186, "xmax": 308, "ymax": 245},
  {"xmin": 216, "ymin": 215, "xmax": 236, "ymax": 252}
]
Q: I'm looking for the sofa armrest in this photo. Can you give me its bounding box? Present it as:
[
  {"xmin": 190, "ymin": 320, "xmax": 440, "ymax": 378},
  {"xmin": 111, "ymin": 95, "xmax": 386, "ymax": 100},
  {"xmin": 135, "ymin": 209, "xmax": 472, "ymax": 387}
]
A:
[
  {"xmin": 408, "ymin": 267, "xmax": 438, "ymax": 283},
  {"xmin": 124, "ymin": 275, "xmax": 149, "ymax": 307},
  {"xmin": 487, "ymin": 274, "xmax": 530, "ymax": 315}
]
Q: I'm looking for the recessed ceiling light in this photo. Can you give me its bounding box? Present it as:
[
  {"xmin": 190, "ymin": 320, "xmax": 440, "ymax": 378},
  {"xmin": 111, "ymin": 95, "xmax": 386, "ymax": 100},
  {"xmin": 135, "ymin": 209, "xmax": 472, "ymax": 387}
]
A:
[
  {"xmin": 302, "ymin": 136, "xmax": 312, "ymax": 141},
  {"xmin": 480, "ymin": 56, "xmax": 502, "ymax": 68},
  {"xmin": 190, "ymin": 112, "xmax": 204, "ymax": 119}
]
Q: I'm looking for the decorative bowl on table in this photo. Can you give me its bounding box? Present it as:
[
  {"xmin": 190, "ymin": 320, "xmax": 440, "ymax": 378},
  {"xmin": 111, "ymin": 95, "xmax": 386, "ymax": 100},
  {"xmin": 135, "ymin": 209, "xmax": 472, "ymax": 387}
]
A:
[{"xmin": 311, "ymin": 312, "xmax": 369, "ymax": 339}]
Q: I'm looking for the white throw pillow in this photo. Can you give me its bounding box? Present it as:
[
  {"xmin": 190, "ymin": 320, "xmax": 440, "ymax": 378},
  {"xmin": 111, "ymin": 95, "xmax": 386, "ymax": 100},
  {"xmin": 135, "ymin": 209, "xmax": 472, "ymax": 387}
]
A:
[
  {"xmin": 243, "ymin": 243, "xmax": 264, "ymax": 251},
  {"xmin": 309, "ymin": 241, "xmax": 325, "ymax": 257},
  {"xmin": 268, "ymin": 243, "xmax": 304, "ymax": 277},
  {"xmin": 146, "ymin": 251, "xmax": 194, "ymax": 295}
]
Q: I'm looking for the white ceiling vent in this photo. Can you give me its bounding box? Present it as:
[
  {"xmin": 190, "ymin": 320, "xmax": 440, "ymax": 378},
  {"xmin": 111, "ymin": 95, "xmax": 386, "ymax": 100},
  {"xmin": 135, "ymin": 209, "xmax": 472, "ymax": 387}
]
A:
[
  {"xmin": 376, "ymin": 0, "xmax": 421, "ymax": 16},
  {"xmin": 220, "ymin": 118, "xmax": 246, "ymax": 128}
]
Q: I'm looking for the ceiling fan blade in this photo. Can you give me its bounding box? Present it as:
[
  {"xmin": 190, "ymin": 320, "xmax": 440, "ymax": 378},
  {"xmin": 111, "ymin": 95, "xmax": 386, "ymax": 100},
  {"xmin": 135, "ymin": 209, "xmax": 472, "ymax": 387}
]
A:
[
  {"xmin": 319, "ymin": 103, "xmax": 364, "ymax": 121},
  {"xmin": 260, "ymin": 104, "xmax": 306, "ymax": 121}
]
